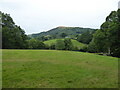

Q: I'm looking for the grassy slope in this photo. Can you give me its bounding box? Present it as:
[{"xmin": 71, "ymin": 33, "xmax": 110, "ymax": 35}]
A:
[
  {"xmin": 2, "ymin": 50, "xmax": 118, "ymax": 88},
  {"xmin": 44, "ymin": 39, "xmax": 58, "ymax": 46},
  {"xmin": 71, "ymin": 39, "xmax": 86, "ymax": 48},
  {"xmin": 44, "ymin": 39, "xmax": 86, "ymax": 49}
]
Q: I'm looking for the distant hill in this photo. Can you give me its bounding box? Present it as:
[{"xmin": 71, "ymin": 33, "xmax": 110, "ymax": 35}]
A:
[{"xmin": 29, "ymin": 26, "xmax": 96, "ymax": 39}]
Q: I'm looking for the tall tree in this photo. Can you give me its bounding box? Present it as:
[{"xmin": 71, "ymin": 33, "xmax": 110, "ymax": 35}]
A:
[
  {"xmin": 64, "ymin": 38, "xmax": 73, "ymax": 50},
  {"xmin": 2, "ymin": 13, "xmax": 28, "ymax": 49},
  {"xmin": 90, "ymin": 9, "xmax": 120, "ymax": 57}
]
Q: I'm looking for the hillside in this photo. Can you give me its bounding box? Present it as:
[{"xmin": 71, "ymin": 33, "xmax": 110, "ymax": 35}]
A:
[
  {"xmin": 44, "ymin": 39, "xmax": 86, "ymax": 49},
  {"xmin": 3, "ymin": 50, "xmax": 118, "ymax": 88},
  {"xmin": 29, "ymin": 26, "xmax": 96, "ymax": 38}
]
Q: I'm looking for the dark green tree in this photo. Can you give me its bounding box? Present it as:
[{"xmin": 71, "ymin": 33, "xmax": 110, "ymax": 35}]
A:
[
  {"xmin": 87, "ymin": 40, "xmax": 98, "ymax": 53},
  {"xmin": 28, "ymin": 39, "xmax": 45, "ymax": 49},
  {"xmin": 50, "ymin": 44, "xmax": 55, "ymax": 50},
  {"xmin": 64, "ymin": 38, "xmax": 73, "ymax": 50},
  {"xmin": 55, "ymin": 40, "xmax": 65, "ymax": 50},
  {"xmin": 77, "ymin": 31, "xmax": 93, "ymax": 44},
  {"xmin": 60, "ymin": 33, "xmax": 67, "ymax": 38},
  {"xmin": 90, "ymin": 9, "xmax": 120, "ymax": 57},
  {"xmin": 2, "ymin": 13, "xmax": 28, "ymax": 49}
]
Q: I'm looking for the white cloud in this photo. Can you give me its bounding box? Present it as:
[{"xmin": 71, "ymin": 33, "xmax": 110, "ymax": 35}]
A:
[{"xmin": 0, "ymin": 0, "xmax": 119, "ymax": 34}]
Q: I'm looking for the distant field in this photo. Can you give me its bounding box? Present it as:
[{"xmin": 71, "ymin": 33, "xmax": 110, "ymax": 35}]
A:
[
  {"xmin": 44, "ymin": 39, "xmax": 86, "ymax": 49},
  {"xmin": 2, "ymin": 50, "xmax": 118, "ymax": 88}
]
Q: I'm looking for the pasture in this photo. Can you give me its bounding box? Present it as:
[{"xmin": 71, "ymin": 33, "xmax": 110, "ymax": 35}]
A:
[{"xmin": 2, "ymin": 50, "xmax": 118, "ymax": 88}]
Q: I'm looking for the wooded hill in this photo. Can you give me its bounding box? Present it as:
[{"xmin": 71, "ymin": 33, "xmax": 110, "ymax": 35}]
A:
[{"xmin": 29, "ymin": 26, "xmax": 96, "ymax": 39}]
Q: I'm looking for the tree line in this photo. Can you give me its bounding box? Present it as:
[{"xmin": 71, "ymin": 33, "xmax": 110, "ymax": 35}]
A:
[{"xmin": 1, "ymin": 9, "xmax": 120, "ymax": 57}]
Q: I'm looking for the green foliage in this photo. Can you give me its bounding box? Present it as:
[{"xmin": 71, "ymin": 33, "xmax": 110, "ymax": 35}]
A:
[
  {"xmin": 79, "ymin": 45, "xmax": 88, "ymax": 52},
  {"xmin": 36, "ymin": 35, "xmax": 53, "ymax": 41},
  {"xmin": 2, "ymin": 13, "xmax": 28, "ymax": 49},
  {"xmin": 87, "ymin": 40, "xmax": 98, "ymax": 53},
  {"xmin": 55, "ymin": 40, "xmax": 65, "ymax": 50},
  {"xmin": 49, "ymin": 43, "xmax": 56, "ymax": 49},
  {"xmin": 77, "ymin": 30, "xmax": 94, "ymax": 44},
  {"xmin": 92, "ymin": 29, "xmax": 107, "ymax": 53},
  {"xmin": 89, "ymin": 9, "xmax": 120, "ymax": 57},
  {"xmin": 64, "ymin": 38, "xmax": 73, "ymax": 50},
  {"xmin": 72, "ymin": 46, "xmax": 79, "ymax": 51},
  {"xmin": 60, "ymin": 33, "xmax": 67, "ymax": 38},
  {"xmin": 28, "ymin": 39, "xmax": 45, "ymax": 49}
]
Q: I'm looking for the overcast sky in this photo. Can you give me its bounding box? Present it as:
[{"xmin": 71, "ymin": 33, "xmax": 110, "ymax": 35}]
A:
[{"xmin": 0, "ymin": 0, "xmax": 119, "ymax": 34}]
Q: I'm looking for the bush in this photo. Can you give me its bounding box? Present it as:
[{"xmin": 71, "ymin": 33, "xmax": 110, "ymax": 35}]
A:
[
  {"xmin": 50, "ymin": 44, "xmax": 56, "ymax": 50},
  {"xmin": 64, "ymin": 38, "xmax": 73, "ymax": 50},
  {"xmin": 72, "ymin": 46, "xmax": 79, "ymax": 51},
  {"xmin": 28, "ymin": 39, "xmax": 45, "ymax": 49},
  {"xmin": 87, "ymin": 41, "xmax": 98, "ymax": 53},
  {"xmin": 55, "ymin": 40, "xmax": 65, "ymax": 50},
  {"xmin": 79, "ymin": 46, "xmax": 88, "ymax": 52}
]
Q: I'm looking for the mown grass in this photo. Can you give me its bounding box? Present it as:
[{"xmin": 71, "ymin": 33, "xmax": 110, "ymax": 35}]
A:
[
  {"xmin": 44, "ymin": 39, "xmax": 86, "ymax": 49},
  {"xmin": 2, "ymin": 50, "xmax": 118, "ymax": 88}
]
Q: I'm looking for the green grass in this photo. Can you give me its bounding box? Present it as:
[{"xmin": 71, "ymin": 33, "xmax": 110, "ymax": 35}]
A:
[
  {"xmin": 2, "ymin": 50, "xmax": 118, "ymax": 88},
  {"xmin": 44, "ymin": 39, "xmax": 58, "ymax": 46},
  {"xmin": 44, "ymin": 39, "xmax": 86, "ymax": 49},
  {"xmin": 71, "ymin": 39, "xmax": 86, "ymax": 49}
]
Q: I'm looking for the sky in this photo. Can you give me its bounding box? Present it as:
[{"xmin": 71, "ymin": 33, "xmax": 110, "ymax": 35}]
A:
[{"xmin": 0, "ymin": 0, "xmax": 119, "ymax": 34}]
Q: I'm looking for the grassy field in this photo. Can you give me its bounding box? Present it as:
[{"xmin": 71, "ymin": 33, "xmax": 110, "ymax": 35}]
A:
[
  {"xmin": 44, "ymin": 39, "xmax": 86, "ymax": 49},
  {"xmin": 2, "ymin": 50, "xmax": 118, "ymax": 88}
]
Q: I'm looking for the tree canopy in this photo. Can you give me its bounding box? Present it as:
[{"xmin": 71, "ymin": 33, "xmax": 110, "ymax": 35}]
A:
[
  {"xmin": 89, "ymin": 9, "xmax": 120, "ymax": 57},
  {"xmin": 2, "ymin": 13, "xmax": 28, "ymax": 49}
]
